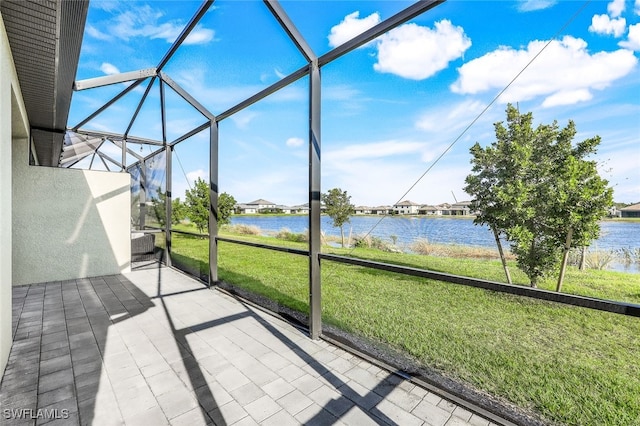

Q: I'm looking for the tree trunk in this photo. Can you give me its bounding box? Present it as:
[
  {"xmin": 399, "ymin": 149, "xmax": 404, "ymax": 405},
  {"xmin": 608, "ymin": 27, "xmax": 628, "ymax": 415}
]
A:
[
  {"xmin": 556, "ymin": 228, "xmax": 573, "ymax": 293},
  {"xmin": 579, "ymin": 246, "xmax": 587, "ymax": 271},
  {"xmin": 530, "ymin": 239, "xmax": 537, "ymax": 288},
  {"xmin": 492, "ymin": 226, "xmax": 512, "ymax": 284},
  {"xmin": 340, "ymin": 226, "xmax": 345, "ymax": 248}
]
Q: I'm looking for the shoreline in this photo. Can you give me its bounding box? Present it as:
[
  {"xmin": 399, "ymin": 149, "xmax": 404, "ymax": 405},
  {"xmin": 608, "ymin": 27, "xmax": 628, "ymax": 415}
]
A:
[{"xmin": 232, "ymin": 213, "xmax": 639, "ymax": 222}]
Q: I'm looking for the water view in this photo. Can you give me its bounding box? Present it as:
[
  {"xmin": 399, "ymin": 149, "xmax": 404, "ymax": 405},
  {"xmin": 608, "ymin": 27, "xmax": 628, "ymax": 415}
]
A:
[{"xmin": 230, "ymin": 215, "xmax": 640, "ymax": 273}]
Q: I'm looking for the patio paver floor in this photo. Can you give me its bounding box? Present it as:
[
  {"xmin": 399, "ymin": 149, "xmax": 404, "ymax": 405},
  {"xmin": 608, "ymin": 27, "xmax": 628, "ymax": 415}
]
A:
[{"xmin": 1, "ymin": 265, "xmax": 499, "ymax": 426}]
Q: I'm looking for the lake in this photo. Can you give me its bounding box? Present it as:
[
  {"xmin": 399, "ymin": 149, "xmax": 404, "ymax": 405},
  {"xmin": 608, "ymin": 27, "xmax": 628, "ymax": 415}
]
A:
[{"xmin": 230, "ymin": 215, "xmax": 640, "ymax": 272}]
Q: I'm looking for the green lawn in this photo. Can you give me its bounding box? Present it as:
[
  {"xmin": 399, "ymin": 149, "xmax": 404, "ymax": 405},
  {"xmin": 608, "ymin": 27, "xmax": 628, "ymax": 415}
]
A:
[{"xmin": 168, "ymin": 229, "xmax": 640, "ymax": 426}]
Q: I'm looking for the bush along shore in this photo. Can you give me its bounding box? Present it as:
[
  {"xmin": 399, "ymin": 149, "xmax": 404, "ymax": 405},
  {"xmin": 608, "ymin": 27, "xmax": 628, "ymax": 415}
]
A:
[{"xmin": 165, "ymin": 223, "xmax": 640, "ymax": 426}]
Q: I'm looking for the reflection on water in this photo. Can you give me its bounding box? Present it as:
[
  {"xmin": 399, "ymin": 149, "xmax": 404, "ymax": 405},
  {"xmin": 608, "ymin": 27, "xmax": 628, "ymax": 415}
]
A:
[{"xmin": 230, "ymin": 215, "xmax": 640, "ymax": 273}]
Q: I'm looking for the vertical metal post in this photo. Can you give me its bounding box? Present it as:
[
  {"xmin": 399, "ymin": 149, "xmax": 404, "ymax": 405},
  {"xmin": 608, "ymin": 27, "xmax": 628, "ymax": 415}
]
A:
[
  {"xmin": 160, "ymin": 78, "xmax": 171, "ymax": 266},
  {"xmin": 160, "ymin": 79, "xmax": 168, "ymax": 144},
  {"xmin": 209, "ymin": 121, "xmax": 219, "ymax": 287},
  {"xmin": 165, "ymin": 147, "xmax": 172, "ymax": 267},
  {"xmin": 140, "ymin": 163, "xmax": 147, "ymax": 230},
  {"xmin": 309, "ymin": 60, "xmax": 322, "ymax": 339},
  {"xmin": 121, "ymin": 138, "xmax": 127, "ymax": 171}
]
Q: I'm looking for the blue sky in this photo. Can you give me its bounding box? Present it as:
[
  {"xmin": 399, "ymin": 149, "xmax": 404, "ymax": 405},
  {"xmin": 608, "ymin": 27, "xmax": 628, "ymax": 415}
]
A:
[{"xmin": 68, "ymin": 0, "xmax": 640, "ymax": 207}]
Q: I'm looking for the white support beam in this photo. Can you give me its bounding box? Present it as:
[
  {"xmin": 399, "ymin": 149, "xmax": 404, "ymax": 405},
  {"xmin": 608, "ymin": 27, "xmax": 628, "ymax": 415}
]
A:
[{"xmin": 73, "ymin": 68, "xmax": 157, "ymax": 91}]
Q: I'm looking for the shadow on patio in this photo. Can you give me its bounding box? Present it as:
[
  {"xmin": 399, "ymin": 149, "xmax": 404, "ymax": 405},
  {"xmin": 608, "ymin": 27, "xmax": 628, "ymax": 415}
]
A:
[{"xmin": 0, "ymin": 264, "xmax": 492, "ymax": 426}]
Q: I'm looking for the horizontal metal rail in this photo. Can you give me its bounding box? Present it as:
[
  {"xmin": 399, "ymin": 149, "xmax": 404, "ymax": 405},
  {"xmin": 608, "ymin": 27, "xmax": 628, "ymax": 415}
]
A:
[
  {"xmin": 169, "ymin": 228, "xmax": 209, "ymax": 238},
  {"xmin": 216, "ymin": 236, "xmax": 309, "ymax": 256},
  {"xmin": 319, "ymin": 253, "xmax": 640, "ymax": 318},
  {"xmin": 143, "ymin": 226, "xmax": 204, "ymax": 237},
  {"xmin": 132, "ymin": 228, "xmax": 164, "ymax": 234}
]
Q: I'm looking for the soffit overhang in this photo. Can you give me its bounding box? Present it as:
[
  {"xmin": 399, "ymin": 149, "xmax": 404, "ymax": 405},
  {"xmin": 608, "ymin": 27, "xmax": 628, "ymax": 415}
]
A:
[{"xmin": 1, "ymin": 0, "xmax": 88, "ymax": 166}]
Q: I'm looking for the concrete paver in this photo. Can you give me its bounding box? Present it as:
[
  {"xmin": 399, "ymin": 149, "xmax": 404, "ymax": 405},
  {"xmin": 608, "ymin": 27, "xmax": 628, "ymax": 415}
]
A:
[{"xmin": 0, "ymin": 265, "xmax": 495, "ymax": 426}]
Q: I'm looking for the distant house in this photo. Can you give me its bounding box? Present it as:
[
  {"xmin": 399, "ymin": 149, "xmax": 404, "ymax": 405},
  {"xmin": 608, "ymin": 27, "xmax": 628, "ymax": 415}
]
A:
[
  {"xmin": 354, "ymin": 206, "xmax": 372, "ymax": 215},
  {"xmin": 234, "ymin": 198, "xmax": 278, "ymax": 214},
  {"xmin": 418, "ymin": 205, "xmax": 442, "ymax": 215},
  {"xmin": 247, "ymin": 199, "xmax": 277, "ymax": 211},
  {"xmin": 290, "ymin": 204, "xmax": 309, "ymax": 214},
  {"xmin": 275, "ymin": 205, "xmax": 291, "ymax": 214},
  {"xmin": 448, "ymin": 201, "xmax": 473, "ymax": 216},
  {"xmin": 234, "ymin": 204, "xmax": 256, "ymax": 214},
  {"xmin": 437, "ymin": 203, "xmax": 452, "ymax": 215},
  {"xmin": 393, "ymin": 200, "xmax": 420, "ymax": 215},
  {"xmin": 620, "ymin": 203, "xmax": 640, "ymax": 218},
  {"xmin": 371, "ymin": 206, "xmax": 392, "ymax": 215},
  {"xmin": 607, "ymin": 206, "xmax": 621, "ymax": 218}
]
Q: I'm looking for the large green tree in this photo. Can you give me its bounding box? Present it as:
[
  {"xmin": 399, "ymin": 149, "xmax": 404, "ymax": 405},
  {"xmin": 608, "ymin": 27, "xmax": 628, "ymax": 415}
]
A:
[
  {"xmin": 464, "ymin": 105, "xmax": 613, "ymax": 288},
  {"xmin": 185, "ymin": 177, "xmax": 210, "ymax": 234},
  {"xmin": 150, "ymin": 195, "xmax": 164, "ymax": 227},
  {"xmin": 185, "ymin": 178, "xmax": 237, "ymax": 233},
  {"xmin": 321, "ymin": 188, "xmax": 355, "ymax": 248},
  {"xmin": 151, "ymin": 192, "xmax": 186, "ymax": 227},
  {"xmin": 218, "ymin": 192, "xmax": 236, "ymax": 226},
  {"xmin": 171, "ymin": 198, "xmax": 187, "ymax": 225}
]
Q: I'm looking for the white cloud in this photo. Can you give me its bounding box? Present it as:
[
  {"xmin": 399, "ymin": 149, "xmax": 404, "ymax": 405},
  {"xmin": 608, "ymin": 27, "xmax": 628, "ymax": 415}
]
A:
[
  {"xmin": 184, "ymin": 27, "xmax": 215, "ymax": 45},
  {"xmin": 165, "ymin": 118, "xmax": 208, "ymax": 141},
  {"xmin": 451, "ymin": 36, "xmax": 638, "ymax": 107},
  {"xmin": 542, "ymin": 89, "xmax": 594, "ymax": 107},
  {"xmin": 589, "ymin": 14, "xmax": 626, "ymax": 37},
  {"xmin": 86, "ymin": 24, "xmax": 112, "ymax": 41},
  {"xmin": 322, "ymin": 143, "xmax": 471, "ymax": 206},
  {"xmin": 100, "ymin": 62, "xmax": 120, "ymax": 75},
  {"xmin": 517, "ymin": 0, "xmax": 557, "ymax": 12},
  {"xmin": 328, "ymin": 11, "xmax": 381, "ymax": 48},
  {"xmin": 596, "ymin": 146, "xmax": 640, "ymax": 203},
  {"xmin": 325, "ymin": 140, "xmax": 436, "ymax": 163},
  {"xmin": 324, "ymin": 84, "xmax": 362, "ymax": 101},
  {"xmin": 373, "ymin": 20, "xmax": 471, "ymax": 80},
  {"xmin": 175, "ymin": 68, "xmax": 265, "ymax": 111},
  {"xmin": 608, "ymin": 0, "xmax": 626, "ymax": 18},
  {"xmin": 108, "ymin": 5, "xmax": 214, "ymax": 45},
  {"xmin": 186, "ymin": 169, "xmax": 207, "ymax": 183},
  {"xmin": 416, "ymin": 100, "xmax": 487, "ymax": 133},
  {"xmin": 91, "ymin": 1, "xmax": 120, "ymax": 12},
  {"xmin": 636, "ymin": 0, "xmax": 640, "ymax": 15},
  {"xmin": 230, "ymin": 111, "xmax": 258, "ymax": 129},
  {"xmin": 286, "ymin": 137, "xmax": 304, "ymax": 148},
  {"xmin": 224, "ymin": 167, "xmax": 308, "ymax": 206},
  {"xmin": 620, "ymin": 23, "xmax": 640, "ymax": 50}
]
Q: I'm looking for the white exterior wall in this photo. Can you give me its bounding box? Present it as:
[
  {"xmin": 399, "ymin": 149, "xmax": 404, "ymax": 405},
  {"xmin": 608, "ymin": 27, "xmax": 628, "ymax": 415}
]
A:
[
  {"xmin": 0, "ymin": 14, "xmax": 29, "ymax": 378},
  {"xmin": 393, "ymin": 204, "xmax": 419, "ymax": 215},
  {"xmin": 12, "ymin": 144, "xmax": 131, "ymax": 285},
  {"xmin": 1, "ymin": 10, "xmax": 130, "ymax": 378}
]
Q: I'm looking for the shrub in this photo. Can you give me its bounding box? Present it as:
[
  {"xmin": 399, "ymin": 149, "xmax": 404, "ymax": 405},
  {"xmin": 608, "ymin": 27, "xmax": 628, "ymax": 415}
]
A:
[
  {"xmin": 276, "ymin": 228, "xmax": 308, "ymax": 243},
  {"xmin": 411, "ymin": 239, "xmax": 445, "ymax": 256},
  {"xmin": 584, "ymin": 250, "xmax": 617, "ymax": 270},
  {"xmin": 617, "ymin": 247, "xmax": 640, "ymax": 265},
  {"xmin": 226, "ymin": 224, "xmax": 262, "ymax": 235},
  {"xmin": 352, "ymin": 234, "xmax": 398, "ymax": 252},
  {"xmin": 411, "ymin": 239, "xmax": 512, "ymax": 260}
]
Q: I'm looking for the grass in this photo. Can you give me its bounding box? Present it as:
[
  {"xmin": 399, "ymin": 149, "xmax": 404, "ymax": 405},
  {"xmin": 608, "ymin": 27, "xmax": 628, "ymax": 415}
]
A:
[
  {"xmin": 320, "ymin": 263, "xmax": 640, "ymax": 425},
  {"xmin": 167, "ymin": 226, "xmax": 640, "ymax": 425}
]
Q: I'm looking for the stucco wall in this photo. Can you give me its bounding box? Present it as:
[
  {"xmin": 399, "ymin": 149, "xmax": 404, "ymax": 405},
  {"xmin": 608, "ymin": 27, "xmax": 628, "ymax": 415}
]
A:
[
  {"xmin": 2, "ymin": 11, "xmax": 130, "ymax": 377},
  {"xmin": 0, "ymin": 13, "xmax": 28, "ymax": 379},
  {"xmin": 12, "ymin": 142, "xmax": 132, "ymax": 285}
]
